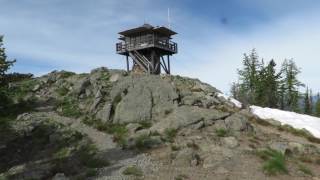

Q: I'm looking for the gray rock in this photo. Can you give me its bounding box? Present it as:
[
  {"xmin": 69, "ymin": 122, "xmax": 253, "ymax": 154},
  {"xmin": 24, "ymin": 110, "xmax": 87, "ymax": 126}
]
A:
[
  {"xmin": 111, "ymin": 75, "xmax": 178, "ymax": 124},
  {"xmin": 269, "ymin": 141, "xmax": 289, "ymax": 154},
  {"xmin": 213, "ymin": 120, "xmax": 227, "ymax": 130},
  {"xmin": 222, "ymin": 137, "xmax": 239, "ymax": 148},
  {"xmin": 225, "ymin": 113, "xmax": 249, "ymax": 132},
  {"xmin": 151, "ymin": 106, "xmax": 230, "ymax": 133},
  {"xmin": 126, "ymin": 123, "xmax": 142, "ymax": 135},
  {"xmin": 173, "ymin": 148, "xmax": 196, "ymax": 167},
  {"xmin": 110, "ymin": 73, "xmax": 121, "ymax": 82},
  {"xmin": 288, "ymin": 142, "xmax": 305, "ymax": 154},
  {"xmin": 32, "ymin": 84, "xmax": 41, "ymax": 92}
]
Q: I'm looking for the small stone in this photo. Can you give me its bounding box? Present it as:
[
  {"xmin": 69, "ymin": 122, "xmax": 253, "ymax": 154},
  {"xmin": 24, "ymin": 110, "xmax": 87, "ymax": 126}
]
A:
[
  {"xmin": 216, "ymin": 167, "xmax": 229, "ymax": 174},
  {"xmin": 269, "ymin": 141, "xmax": 288, "ymax": 154},
  {"xmin": 32, "ymin": 84, "xmax": 41, "ymax": 92},
  {"xmin": 222, "ymin": 137, "xmax": 239, "ymax": 148}
]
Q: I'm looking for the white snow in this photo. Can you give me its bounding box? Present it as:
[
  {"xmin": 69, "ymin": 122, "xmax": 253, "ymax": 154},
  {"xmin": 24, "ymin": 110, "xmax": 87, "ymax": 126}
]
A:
[
  {"xmin": 250, "ymin": 105, "xmax": 320, "ymax": 138},
  {"xmin": 217, "ymin": 93, "xmax": 242, "ymax": 108}
]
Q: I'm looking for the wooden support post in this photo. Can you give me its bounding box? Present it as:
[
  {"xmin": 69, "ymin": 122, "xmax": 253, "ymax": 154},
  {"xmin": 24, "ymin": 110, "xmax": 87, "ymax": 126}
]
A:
[
  {"xmin": 126, "ymin": 55, "xmax": 129, "ymax": 72},
  {"xmin": 167, "ymin": 55, "xmax": 170, "ymax": 74}
]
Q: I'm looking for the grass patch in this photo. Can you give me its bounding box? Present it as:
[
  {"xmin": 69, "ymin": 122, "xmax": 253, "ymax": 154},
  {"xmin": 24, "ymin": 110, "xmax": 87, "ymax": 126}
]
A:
[
  {"xmin": 298, "ymin": 164, "xmax": 313, "ymax": 176},
  {"xmin": 56, "ymin": 86, "xmax": 69, "ymax": 96},
  {"xmin": 134, "ymin": 134, "xmax": 161, "ymax": 151},
  {"xmin": 58, "ymin": 97, "xmax": 82, "ymax": 118},
  {"xmin": 78, "ymin": 144, "xmax": 110, "ymax": 168},
  {"xmin": 163, "ymin": 128, "xmax": 178, "ymax": 142},
  {"xmin": 278, "ymin": 125, "xmax": 320, "ymax": 144},
  {"xmin": 85, "ymin": 168, "xmax": 98, "ymax": 177},
  {"xmin": 105, "ymin": 124, "xmax": 128, "ymax": 146},
  {"xmin": 215, "ymin": 128, "xmax": 228, "ymax": 137},
  {"xmin": 81, "ymin": 117, "xmax": 128, "ymax": 147},
  {"xmin": 256, "ymin": 148, "xmax": 288, "ymax": 175},
  {"xmin": 122, "ymin": 166, "xmax": 143, "ymax": 177},
  {"xmin": 59, "ymin": 71, "xmax": 75, "ymax": 79},
  {"xmin": 10, "ymin": 79, "xmax": 38, "ymax": 98},
  {"xmin": 54, "ymin": 147, "xmax": 71, "ymax": 159},
  {"xmin": 171, "ymin": 144, "xmax": 181, "ymax": 151}
]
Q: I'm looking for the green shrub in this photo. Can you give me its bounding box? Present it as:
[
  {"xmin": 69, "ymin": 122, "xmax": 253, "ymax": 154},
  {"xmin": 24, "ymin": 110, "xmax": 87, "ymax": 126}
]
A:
[
  {"xmin": 215, "ymin": 128, "xmax": 227, "ymax": 137},
  {"xmin": 85, "ymin": 168, "xmax": 98, "ymax": 177},
  {"xmin": 171, "ymin": 144, "xmax": 181, "ymax": 151},
  {"xmin": 78, "ymin": 144, "xmax": 109, "ymax": 168},
  {"xmin": 163, "ymin": 128, "xmax": 177, "ymax": 142},
  {"xmin": 54, "ymin": 147, "xmax": 71, "ymax": 159},
  {"xmin": 106, "ymin": 124, "xmax": 128, "ymax": 143},
  {"xmin": 59, "ymin": 71, "xmax": 75, "ymax": 79},
  {"xmin": 256, "ymin": 148, "xmax": 288, "ymax": 175},
  {"xmin": 134, "ymin": 134, "xmax": 161, "ymax": 151},
  {"xmin": 56, "ymin": 86, "xmax": 69, "ymax": 96},
  {"xmin": 59, "ymin": 97, "xmax": 82, "ymax": 118},
  {"xmin": 122, "ymin": 166, "xmax": 143, "ymax": 176}
]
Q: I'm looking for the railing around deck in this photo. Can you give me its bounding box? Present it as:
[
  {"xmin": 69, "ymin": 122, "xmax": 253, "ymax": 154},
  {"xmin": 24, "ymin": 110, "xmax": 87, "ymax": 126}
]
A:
[{"xmin": 116, "ymin": 39, "xmax": 178, "ymax": 54}]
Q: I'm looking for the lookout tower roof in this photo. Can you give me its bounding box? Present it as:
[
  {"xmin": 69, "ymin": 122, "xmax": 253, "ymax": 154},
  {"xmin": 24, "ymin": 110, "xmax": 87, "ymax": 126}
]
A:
[{"xmin": 118, "ymin": 23, "xmax": 177, "ymax": 36}]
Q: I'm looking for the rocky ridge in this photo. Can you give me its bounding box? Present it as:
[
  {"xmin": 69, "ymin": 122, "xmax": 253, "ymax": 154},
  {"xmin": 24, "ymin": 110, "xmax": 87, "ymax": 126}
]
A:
[{"xmin": 0, "ymin": 67, "xmax": 320, "ymax": 180}]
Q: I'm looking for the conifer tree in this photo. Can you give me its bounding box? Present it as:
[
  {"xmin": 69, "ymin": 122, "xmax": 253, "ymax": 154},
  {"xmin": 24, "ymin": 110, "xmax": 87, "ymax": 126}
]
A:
[
  {"xmin": 0, "ymin": 35, "xmax": 15, "ymax": 108},
  {"xmin": 304, "ymin": 87, "xmax": 312, "ymax": 114},
  {"xmin": 278, "ymin": 84, "xmax": 286, "ymax": 110},
  {"xmin": 258, "ymin": 60, "xmax": 281, "ymax": 108},
  {"xmin": 281, "ymin": 59, "xmax": 304, "ymax": 112},
  {"xmin": 309, "ymin": 89, "xmax": 314, "ymax": 114},
  {"xmin": 315, "ymin": 93, "xmax": 320, "ymax": 117},
  {"xmin": 237, "ymin": 49, "xmax": 262, "ymax": 105},
  {"xmin": 0, "ymin": 35, "xmax": 16, "ymax": 86}
]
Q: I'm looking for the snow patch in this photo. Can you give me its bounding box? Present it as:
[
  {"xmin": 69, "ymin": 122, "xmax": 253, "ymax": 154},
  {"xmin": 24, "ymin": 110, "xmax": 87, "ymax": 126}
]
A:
[
  {"xmin": 250, "ymin": 105, "xmax": 320, "ymax": 138},
  {"xmin": 217, "ymin": 93, "xmax": 242, "ymax": 108}
]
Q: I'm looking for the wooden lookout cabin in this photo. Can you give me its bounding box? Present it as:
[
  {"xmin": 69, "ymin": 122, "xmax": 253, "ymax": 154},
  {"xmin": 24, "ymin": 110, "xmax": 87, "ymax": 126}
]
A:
[{"xmin": 116, "ymin": 24, "xmax": 178, "ymax": 74}]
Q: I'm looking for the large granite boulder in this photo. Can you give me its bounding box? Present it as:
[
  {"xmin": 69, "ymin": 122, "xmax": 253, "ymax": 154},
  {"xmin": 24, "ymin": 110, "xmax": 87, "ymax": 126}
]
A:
[{"xmin": 110, "ymin": 75, "xmax": 178, "ymax": 124}]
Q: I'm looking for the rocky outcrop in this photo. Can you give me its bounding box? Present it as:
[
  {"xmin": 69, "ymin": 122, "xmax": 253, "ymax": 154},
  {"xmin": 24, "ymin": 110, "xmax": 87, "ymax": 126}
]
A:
[{"xmin": 4, "ymin": 67, "xmax": 320, "ymax": 180}]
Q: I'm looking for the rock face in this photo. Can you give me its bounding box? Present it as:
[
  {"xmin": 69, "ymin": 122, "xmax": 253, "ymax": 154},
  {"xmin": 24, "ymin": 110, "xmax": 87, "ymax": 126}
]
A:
[{"xmin": 110, "ymin": 75, "xmax": 178, "ymax": 124}]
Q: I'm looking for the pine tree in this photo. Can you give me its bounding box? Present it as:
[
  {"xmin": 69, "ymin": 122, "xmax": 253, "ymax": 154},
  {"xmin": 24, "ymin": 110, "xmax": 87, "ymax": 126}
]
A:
[
  {"xmin": 230, "ymin": 82, "xmax": 240, "ymax": 99},
  {"xmin": 0, "ymin": 35, "xmax": 15, "ymax": 108},
  {"xmin": 309, "ymin": 89, "xmax": 314, "ymax": 114},
  {"xmin": 0, "ymin": 35, "xmax": 16, "ymax": 86},
  {"xmin": 237, "ymin": 49, "xmax": 262, "ymax": 105},
  {"xmin": 304, "ymin": 87, "xmax": 312, "ymax": 114},
  {"xmin": 278, "ymin": 84, "xmax": 286, "ymax": 110},
  {"xmin": 281, "ymin": 59, "xmax": 304, "ymax": 112},
  {"xmin": 264, "ymin": 60, "xmax": 281, "ymax": 108},
  {"xmin": 315, "ymin": 93, "xmax": 320, "ymax": 117}
]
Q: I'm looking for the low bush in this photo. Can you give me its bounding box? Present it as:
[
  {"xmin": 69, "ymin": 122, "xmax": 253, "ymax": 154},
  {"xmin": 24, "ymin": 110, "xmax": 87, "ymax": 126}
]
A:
[
  {"xmin": 122, "ymin": 166, "xmax": 143, "ymax": 177},
  {"xmin": 58, "ymin": 97, "xmax": 82, "ymax": 118},
  {"xmin": 163, "ymin": 128, "xmax": 177, "ymax": 142},
  {"xmin": 256, "ymin": 148, "xmax": 288, "ymax": 175},
  {"xmin": 215, "ymin": 128, "xmax": 228, "ymax": 137}
]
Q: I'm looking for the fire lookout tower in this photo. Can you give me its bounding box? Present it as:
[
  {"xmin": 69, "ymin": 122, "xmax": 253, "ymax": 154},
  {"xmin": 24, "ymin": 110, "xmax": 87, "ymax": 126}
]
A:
[{"xmin": 116, "ymin": 24, "xmax": 178, "ymax": 74}]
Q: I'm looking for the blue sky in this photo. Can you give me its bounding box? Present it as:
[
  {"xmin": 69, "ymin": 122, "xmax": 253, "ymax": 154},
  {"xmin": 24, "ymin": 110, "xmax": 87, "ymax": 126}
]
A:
[{"xmin": 1, "ymin": 0, "xmax": 320, "ymax": 93}]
